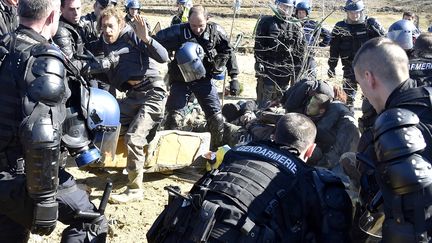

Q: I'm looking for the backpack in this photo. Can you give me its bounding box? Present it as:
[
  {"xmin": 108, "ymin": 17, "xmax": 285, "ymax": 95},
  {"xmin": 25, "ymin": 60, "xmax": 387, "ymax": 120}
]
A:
[{"xmin": 147, "ymin": 152, "xmax": 325, "ymax": 243}]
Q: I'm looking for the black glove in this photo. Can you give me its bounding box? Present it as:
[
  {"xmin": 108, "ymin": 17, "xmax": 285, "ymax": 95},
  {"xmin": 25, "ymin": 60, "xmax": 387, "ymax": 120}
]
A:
[
  {"xmin": 327, "ymin": 68, "xmax": 335, "ymax": 78},
  {"xmin": 83, "ymin": 52, "xmax": 120, "ymax": 76},
  {"xmin": 229, "ymin": 77, "xmax": 240, "ymax": 96},
  {"xmin": 100, "ymin": 52, "xmax": 120, "ymax": 70},
  {"xmin": 31, "ymin": 198, "xmax": 58, "ymax": 236}
]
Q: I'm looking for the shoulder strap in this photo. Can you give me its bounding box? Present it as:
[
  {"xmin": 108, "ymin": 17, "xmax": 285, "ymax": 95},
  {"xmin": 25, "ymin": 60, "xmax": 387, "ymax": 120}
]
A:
[{"xmin": 388, "ymin": 86, "xmax": 432, "ymax": 109}]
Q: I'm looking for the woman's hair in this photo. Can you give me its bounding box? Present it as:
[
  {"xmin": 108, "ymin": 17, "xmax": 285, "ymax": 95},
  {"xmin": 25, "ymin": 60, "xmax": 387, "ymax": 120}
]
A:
[
  {"xmin": 97, "ymin": 6, "xmax": 125, "ymax": 32},
  {"xmin": 333, "ymin": 85, "xmax": 347, "ymax": 104}
]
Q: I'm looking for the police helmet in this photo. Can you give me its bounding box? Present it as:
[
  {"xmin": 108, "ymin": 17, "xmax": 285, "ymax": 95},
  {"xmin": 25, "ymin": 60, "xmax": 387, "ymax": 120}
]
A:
[
  {"xmin": 97, "ymin": 0, "xmax": 117, "ymax": 8},
  {"xmin": 275, "ymin": 0, "xmax": 295, "ymax": 18},
  {"xmin": 296, "ymin": 1, "xmax": 311, "ymax": 15},
  {"xmin": 428, "ymin": 25, "xmax": 432, "ymax": 33},
  {"xmin": 176, "ymin": 42, "xmax": 206, "ymax": 82},
  {"xmin": 344, "ymin": 0, "xmax": 364, "ymax": 11},
  {"xmin": 177, "ymin": 0, "xmax": 188, "ymax": 4},
  {"xmin": 87, "ymin": 88, "xmax": 121, "ymax": 164},
  {"xmin": 126, "ymin": 0, "xmax": 140, "ymax": 9},
  {"xmin": 413, "ymin": 33, "xmax": 432, "ymax": 58},
  {"xmin": 387, "ymin": 19, "xmax": 419, "ymax": 50},
  {"xmin": 275, "ymin": 0, "xmax": 296, "ymax": 6}
]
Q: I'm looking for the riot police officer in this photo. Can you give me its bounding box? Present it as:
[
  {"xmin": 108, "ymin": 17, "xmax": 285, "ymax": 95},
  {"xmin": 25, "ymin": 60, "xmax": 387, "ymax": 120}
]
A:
[
  {"xmin": 91, "ymin": 7, "xmax": 169, "ymax": 204},
  {"xmin": 80, "ymin": 0, "xmax": 117, "ymax": 45},
  {"xmin": 353, "ymin": 37, "xmax": 432, "ymax": 242},
  {"xmin": 53, "ymin": 0, "xmax": 119, "ymax": 78},
  {"xmin": 0, "ymin": 0, "xmax": 18, "ymax": 36},
  {"xmin": 254, "ymin": 0, "xmax": 306, "ymax": 109},
  {"xmin": 387, "ymin": 19, "xmax": 419, "ymax": 57},
  {"xmin": 409, "ymin": 33, "xmax": 432, "ymax": 86},
  {"xmin": 147, "ymin": 113, "xmax": 352, "ymax": 242},
  {"xmin": 125, "ymin": 0, "xmax": 141, "ymax": 24},
  {"xmin": 171, "ymin": 0, "xmax": 193, "ymax": 26},
  {"xmin": 295, "ymin": 1, "xmax": 331, "ymax": 80},
  {"xmin": 328, "ymin": 0, "xmax": 385, "ymax": 107},
  {"xmin": 154, "ymin": 5, "xmax": 240, "ymax": 149},
  {"xmin": 0, "ymin": 0, "xmax": 119, "ymax": 241}
]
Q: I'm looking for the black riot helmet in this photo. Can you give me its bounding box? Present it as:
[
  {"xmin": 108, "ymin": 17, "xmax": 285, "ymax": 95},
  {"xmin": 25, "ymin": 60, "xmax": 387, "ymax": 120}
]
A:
[{"xmin": 97, "ymin": 0, "xmax": 117, "ymax": 8}]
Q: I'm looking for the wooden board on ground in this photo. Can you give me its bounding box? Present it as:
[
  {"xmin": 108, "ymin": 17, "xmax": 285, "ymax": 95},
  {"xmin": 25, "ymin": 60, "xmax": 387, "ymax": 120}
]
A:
[
  {"xmin": 101, "ymin": 131, "xmax": 211, "ymax": 172},
  {"xmin": 145, "ymin": 130, "xmax": 211, "ymax": 172}
]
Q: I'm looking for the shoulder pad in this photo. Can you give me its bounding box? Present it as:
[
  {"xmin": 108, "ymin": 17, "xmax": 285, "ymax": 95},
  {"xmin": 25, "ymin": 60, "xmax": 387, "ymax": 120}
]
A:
[
  {"xmin": 258, "ymin": 15, "xmax": 274, "ymax": 24},
  {"xmin": 81, "ymin": 13, "xmax": 94, "ymax": 22},
  {"xmin": 335, "ymin": 20, "xmax": 348, "ymax": 28},
  {"xmin": 30, "ymin": 43, "xmax": 65, "ymax": 63},
  {"xmin": 314, "ymin": 167, "xmax": 344, "ymax": 186},
  {"xmin": 255, "ymin": 15, "xmax": 274, "ymax": 33},
  {"xmin": 374, "ymin": 108, "xmax": 426, "ymax": 161},
  {"xmin": 305, "ymin": 19, "xmax": 318, "ymax": 25},
  {"xmin": 209, "ymin": 22, "xmax": 227, "ymax": 37},
  {"xmin": 374, "ymin": 108, "xmax": 419, "ymax": 137},
  {"xmin": 366, "ymin": 17, "xmax": 378, "ymax": 25},
  {"xmin": 28, "ymin": 55, "xmax": 66, "ymax": 106},
  {"xmin": 155, "ymin": 23, "xmax": 183, "ymax": 41}
]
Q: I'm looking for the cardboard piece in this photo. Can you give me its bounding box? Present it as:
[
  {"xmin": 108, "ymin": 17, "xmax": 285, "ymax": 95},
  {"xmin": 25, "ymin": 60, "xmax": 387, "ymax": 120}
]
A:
[{"xmin": 101, "ymin": 131, "xmax": 210, "ymax": 172}]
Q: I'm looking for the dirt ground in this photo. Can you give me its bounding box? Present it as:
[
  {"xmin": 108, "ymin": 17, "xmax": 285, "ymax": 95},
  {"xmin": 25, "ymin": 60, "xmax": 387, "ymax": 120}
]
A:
[{"xmin": 27, "ymin": 1, "xmax": 431, "ymax": 242}]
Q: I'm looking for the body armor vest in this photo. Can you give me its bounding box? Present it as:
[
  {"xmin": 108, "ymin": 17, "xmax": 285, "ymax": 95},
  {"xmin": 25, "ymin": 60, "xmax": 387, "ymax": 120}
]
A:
[
  {"xmin": 57, "ymin": 20, "xmax": 85, "ymax": 57},
  {"xmin": 409, "ymin": 57, "xmax": 432, "ymax": 86}
]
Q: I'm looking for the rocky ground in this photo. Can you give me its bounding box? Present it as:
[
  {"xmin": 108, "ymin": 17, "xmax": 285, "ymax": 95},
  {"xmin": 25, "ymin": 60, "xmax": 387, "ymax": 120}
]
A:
[{"xmin": 28, "ymin": 1, "xmax": 431, "ymax": 242}]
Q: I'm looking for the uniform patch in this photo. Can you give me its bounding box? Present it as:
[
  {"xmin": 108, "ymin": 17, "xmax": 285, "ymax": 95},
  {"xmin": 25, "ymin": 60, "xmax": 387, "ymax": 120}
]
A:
[{"xmin": 234, "ymin": 145, "xmax": 297, "ymax": 174}]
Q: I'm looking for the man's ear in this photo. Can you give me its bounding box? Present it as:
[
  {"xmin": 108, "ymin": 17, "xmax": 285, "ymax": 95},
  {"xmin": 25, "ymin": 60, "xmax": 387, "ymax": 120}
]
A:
[
  {"xmin": 364, "ymin": 70, "xmax": 377, "ymax": 89},
  {"xmin": 304, "ymin": 143, "xmax": 316, "ymax": 160},
  {"xmin": 46, "ymin": 10, "xmax": 55, "ymax": 25}
]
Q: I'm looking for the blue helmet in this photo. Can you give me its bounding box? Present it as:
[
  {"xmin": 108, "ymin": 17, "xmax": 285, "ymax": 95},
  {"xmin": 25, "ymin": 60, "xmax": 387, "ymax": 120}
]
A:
[
  {"xmin": 388, "ymin": 19, "xmax": 419, "ymax": 50},
  {"xmin": 428, "ymin": 25, "xmax": 432, "ymax": 32},
  {"xmin": 296, "ymin": 1, "xmax": 311, "ymax": 15},
  {"xmin": 176, "ymin": 42, "xmax": 206, "ymax": 82},
  {"xmin": 86, "ymin": 88, "xmax": 121, "ymax": 165},
  {"xmin": 126, "ymin": 0, "xmax": 140, "ymax": 9},
  {"xmin": 344, "ymin": 0, "xmax": 364, "ymax": 11},
  {"xmin": 177, "ymin": 0, "xmax": 188, "ymax": 4}
]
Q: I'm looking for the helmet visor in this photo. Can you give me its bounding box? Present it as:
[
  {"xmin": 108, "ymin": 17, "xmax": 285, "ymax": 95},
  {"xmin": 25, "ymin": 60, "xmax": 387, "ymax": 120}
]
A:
[
  {"xmin": 359, "ymin": 210, "xmax": 384, "ymax": 238},
  {"xmin": 346, "ymin": 10, "xmax": 365, "ymax": 23},
  {"xmin": 94, "ymin": 124, "xmax": 121, "ymax": 163},
  {"xmin": 387, "ymin": 30, "xmax": 414, "ymax": 50},
  {"xmin": 178, "ymin": 59, "xmax": 207, "ymax": 82},
  {"xmin": 277, "ymin": 3, "xmax": 294, "ymax": 17}
]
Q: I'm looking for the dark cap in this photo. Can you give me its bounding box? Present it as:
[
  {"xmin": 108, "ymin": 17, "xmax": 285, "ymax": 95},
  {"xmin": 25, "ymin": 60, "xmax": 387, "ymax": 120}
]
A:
[
  {"xmin": 97, "ymin": 0, "xmax": 117, "ymax": 8},
  {"xmin": 222, "ymin": 103, "xmax": 241, "ymax": 122}
]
